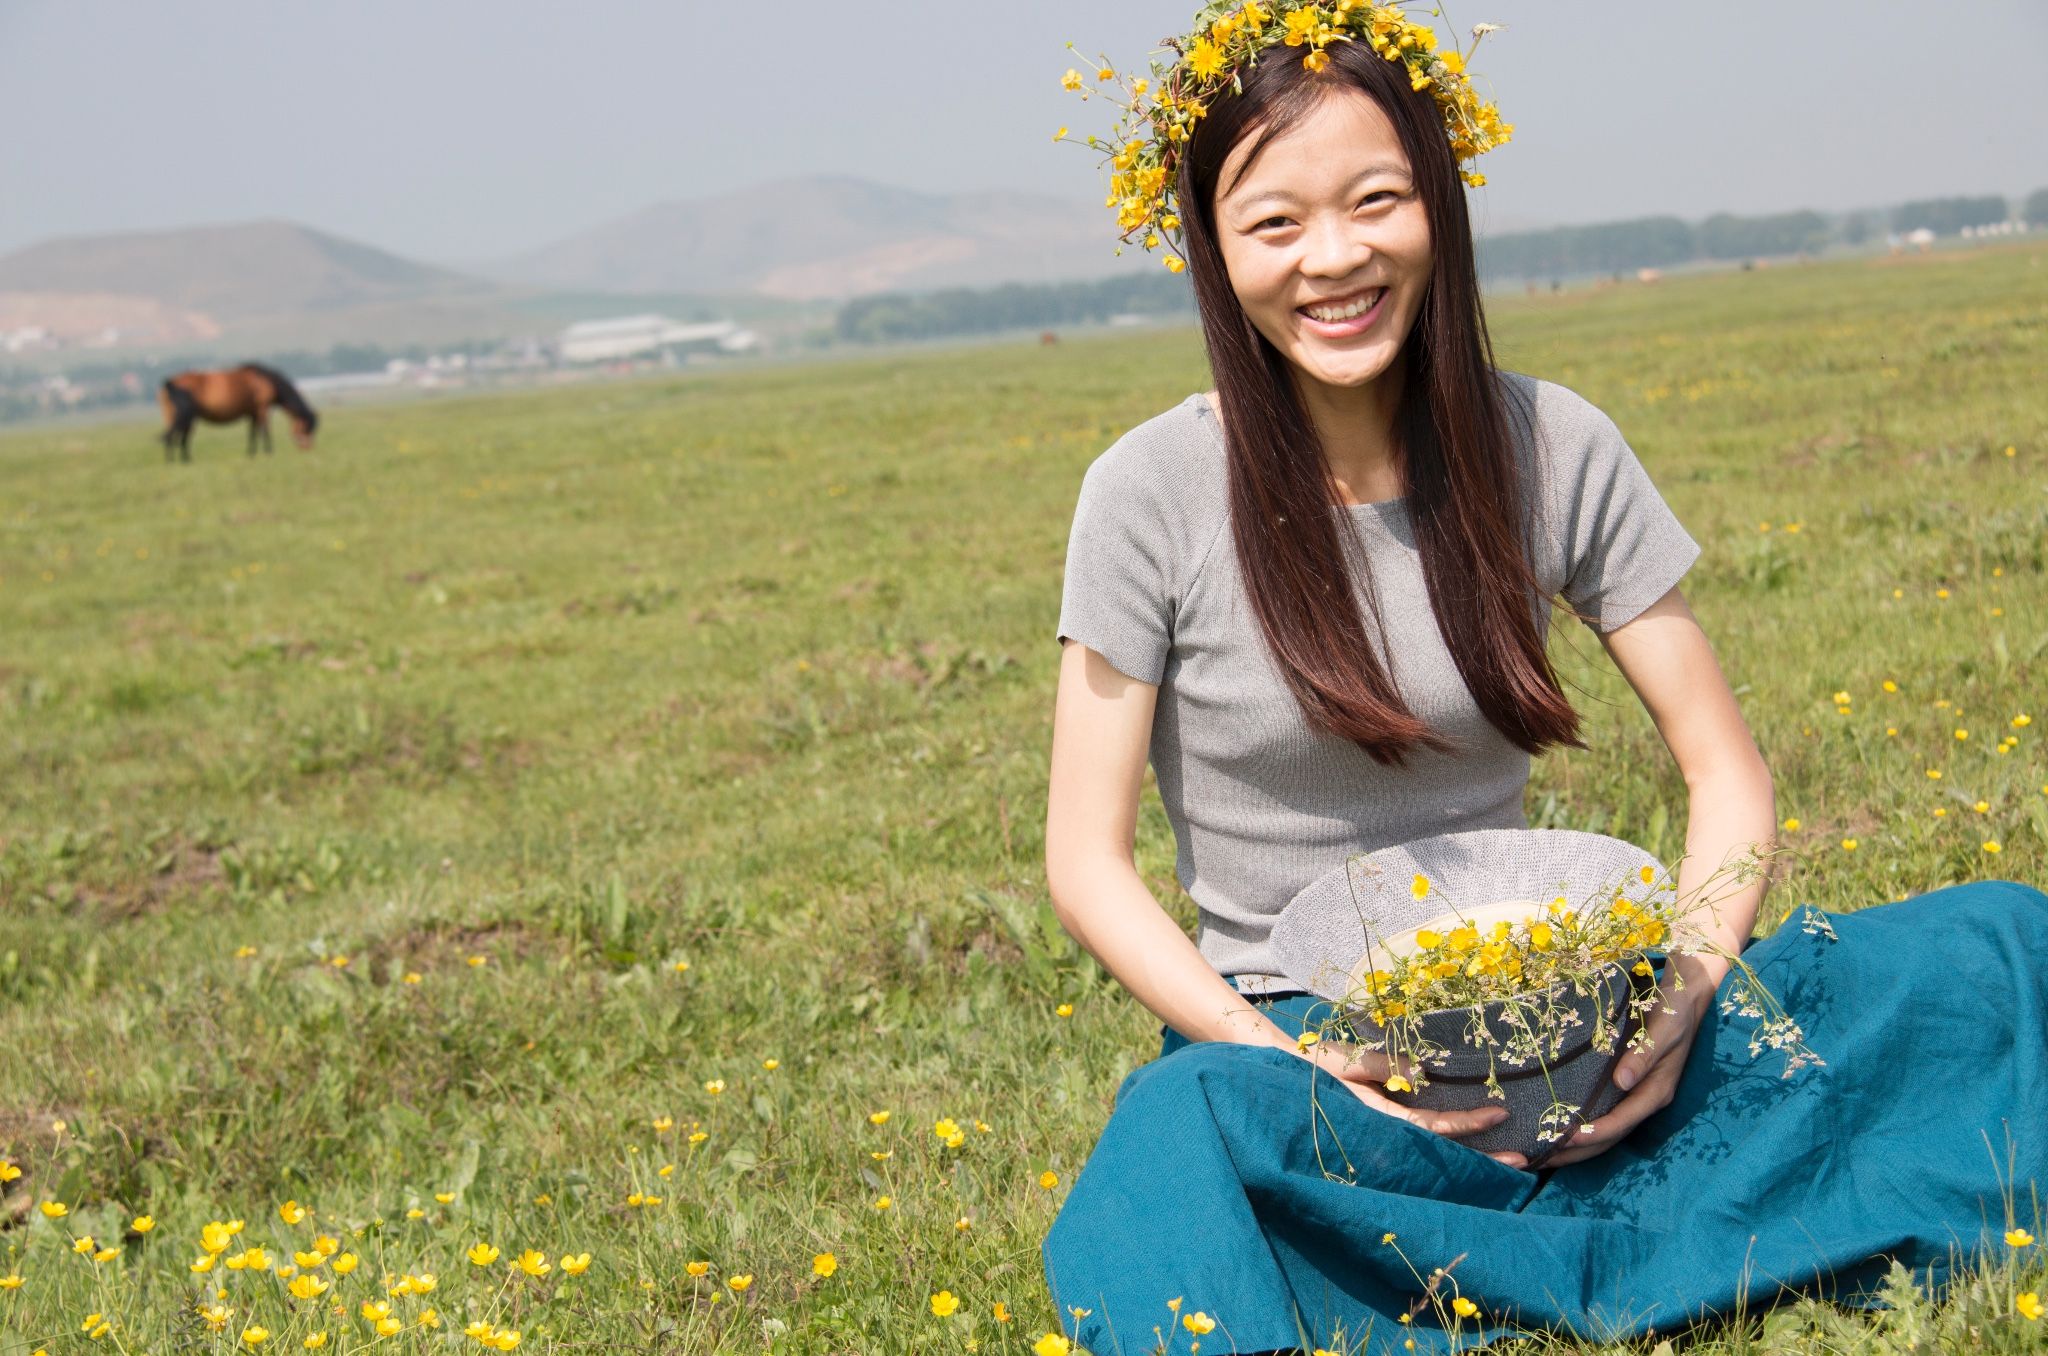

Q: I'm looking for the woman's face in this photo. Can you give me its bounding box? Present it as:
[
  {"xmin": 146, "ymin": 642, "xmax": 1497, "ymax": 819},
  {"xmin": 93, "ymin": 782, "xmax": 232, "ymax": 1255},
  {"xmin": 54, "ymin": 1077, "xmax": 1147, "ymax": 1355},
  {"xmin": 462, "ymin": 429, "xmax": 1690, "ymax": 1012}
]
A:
[{"xmin": 1211, "ymin": 84, "xmax": 1433, "ymax": 400}]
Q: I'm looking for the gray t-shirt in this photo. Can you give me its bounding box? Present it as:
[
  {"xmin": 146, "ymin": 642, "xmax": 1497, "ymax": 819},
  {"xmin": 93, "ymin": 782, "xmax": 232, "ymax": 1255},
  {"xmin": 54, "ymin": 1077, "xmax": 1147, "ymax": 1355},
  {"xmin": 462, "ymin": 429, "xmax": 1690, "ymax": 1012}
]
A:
[{"xmin": 1054, "ymin": 369, "xmax": 1701, "ymax": 991}]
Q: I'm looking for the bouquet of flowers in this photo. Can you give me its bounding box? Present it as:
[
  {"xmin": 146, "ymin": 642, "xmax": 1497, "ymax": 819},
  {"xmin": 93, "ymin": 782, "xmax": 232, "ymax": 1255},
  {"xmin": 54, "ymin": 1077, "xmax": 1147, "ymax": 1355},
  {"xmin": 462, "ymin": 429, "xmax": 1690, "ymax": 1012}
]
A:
[{"xmin": 1285, "ymin": 838, "xmax": 1826, "ymax": 1164}]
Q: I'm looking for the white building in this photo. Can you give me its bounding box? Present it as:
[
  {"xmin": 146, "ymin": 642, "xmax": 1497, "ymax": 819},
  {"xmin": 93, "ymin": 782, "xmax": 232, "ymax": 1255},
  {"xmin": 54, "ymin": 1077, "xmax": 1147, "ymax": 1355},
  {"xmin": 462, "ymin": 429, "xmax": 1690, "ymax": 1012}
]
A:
[{"xmin": 557, "ymin": 314, "xmax": 757, "ymax": 364}]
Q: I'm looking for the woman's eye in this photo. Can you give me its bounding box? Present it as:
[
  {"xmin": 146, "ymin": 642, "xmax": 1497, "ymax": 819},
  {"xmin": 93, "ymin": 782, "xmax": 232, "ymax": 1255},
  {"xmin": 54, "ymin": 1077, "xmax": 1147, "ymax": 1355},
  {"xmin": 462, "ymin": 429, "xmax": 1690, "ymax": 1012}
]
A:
[{"xmin": 1256, "ymin": 216, "xmax": 1292, "ymax": 230}]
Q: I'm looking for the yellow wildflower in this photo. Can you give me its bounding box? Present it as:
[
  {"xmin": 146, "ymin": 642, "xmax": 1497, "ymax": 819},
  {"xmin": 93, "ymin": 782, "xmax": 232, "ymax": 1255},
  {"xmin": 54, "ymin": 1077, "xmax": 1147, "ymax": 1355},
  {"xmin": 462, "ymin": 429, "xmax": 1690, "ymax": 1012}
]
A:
[
  {"xmin": 278, "ymin": 1200, "xmax": 307, "ymax": 1224},
  {"xmin": 561, "ymin": 1252, "xmax": 592, "ymax": 1275},
  {"xmin": 686, "ymin": 1260, "xmax": 710, "ymax": 1277},
  {"xmin": 466, "ymin": 1243, "xmax": 500, "ymax": 1267},
  {"xmin": 813, "ymin": 1253, "xmax": 838, "ymax": 1277},
  {"xmin": 1035, "ymin": 1337, "xmax": 1073, "ymax": 1356},
  {"xmin": 242, "ymin": 1326, "xmax": 271, "ymax": 1346},
  {"xmin": 1184, "ymin": 1311, "xmax": 1217, "ymax": 1334},
  {"xmin": 1452, "ymin": 1297, "xmax": 1479, "ymax": 1318},
  {"xmin": 868, "ymin": 1110, "xmax": 891, "ymax": 1126},
  {"xmin": 2017, "ymin": 1292, "xmax": 2044, "ymax": 1321},
  {"xmin": 131, "ymin": 1215, "xmax": 155, "ymax": 1233},
  {"xmin": 516, "ymin": 1250, "xmax": 551, "ymax": 1277},
  {"xmin": 2007, "ymin": 1228, "xmax": 2036, "ymax": 1247},
  {"xmin": 727, "ymin": 1273, "xmax": 753, "ymax": 1292},
  {"xmin": 1039, "ymin": 1170, "xmax": 1060, "ymax": 1190},
  {"xmin": 932, "ymin": 1290, "xmax": 961, "ymax": 1316}
]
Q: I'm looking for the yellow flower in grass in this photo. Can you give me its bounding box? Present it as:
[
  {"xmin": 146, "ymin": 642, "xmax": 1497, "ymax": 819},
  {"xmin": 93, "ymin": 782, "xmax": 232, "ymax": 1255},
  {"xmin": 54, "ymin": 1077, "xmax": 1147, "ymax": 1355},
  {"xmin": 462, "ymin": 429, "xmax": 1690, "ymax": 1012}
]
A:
[
  {"xmin": 867, "ymin": 1109, "xmax": 891, "ymax": 1126},
  {"xmin": 1035, "ymin": 1337, "xmax": 1073, "ymax": 1356},
  {"xmin": 92, "ymin": 1246, "xmax": 119, "ymax": 1263},
  {"xmin": 1985, "ymin": 841, "xmax": 2003, "ymax": 854},
  {"xmin": 73, "ymin": 1236, "xmax": 96, "ymax": 1255},
  {"xmin": 813, "ymin": 1253, "xmax": 838, "ymax": 1277},
  {"xmin": 332, "ymin": 1253, "xmax": 358, "ymax": 1274},
  {"xmin": 1183, "ymin": 1311, "xmax": 1217, "ymax": 1334},
  {"xmin": 0, "ymin": 1273, "xmax": 22, "ymax": 1289},
  {"xmin": 304, "ymin": 1333, "xmax": 329, "ymax": 1349},
  {"xmin": 314, "ymin": 1235, "xmax": 340, "ymax": 1257},
  {"xmin": 1039, "ymin": 1170, "xmax": 1060, "ymax": 1190},
  {"xmin": 38, "ymin": 1201, "xmax": 67, "ymax": 1219},
  {"xmin": 294, "ymin": 1250, "xmax": 325, "ymax": 1269},
  {"xmin": 2017, "ymin": 1292, "xmax": 2044, "ymax": 1321},
  {"xmin": 289, "ymin": 1274, "xmax": 331, "ymax": 1301},
  {"xmin": 2008, "ymin": 1228, "xmax": 2036, "ymax": 1247},
  {"xmin": 685, "ymin": 1260, "xmax": 710, "ymax": 1278},
  {"xmin": 434, "ymin": 1191, "xmax": 455, "ymax": 1204},
  {"xmin": 994, "ymin": 1301, "xmax": 1012, "ymax": 1322},
  {"xmin": 199, "ymin": 1304, "xmax": 234, "ymax": 1330},
  {"xmin": 931, "ymin": 1290, "xmax": 961, "ymax": 1316},
  {"xmin": 1452, "ymin": 1296, "xmax": 1480, "ymax": 1318},
  {"xmin": 191, "ymin": 1255, "xmax": 217, "ymax": 1273},
  {"xmin": 466, "ymin": 1243, "xmax": 500, "ymax": 1267},
  {"xmin": 561, "ymin": 1252, "xmax": 592, "ymax": 1275},
  {"xmin": 727, "ymin": 1273, "xmax": 753, "ymax": 1293},
  {"xmin": 516, "ymin": 1250, "xmax": 551, "ymax": 1277},
  {"xmin": 278, "ymin": 1200, "xmax": 307, "ymax": 1224},
  {"xmin": 0, "ymin": 1160, "xmax": 18, "ymax": 1183},
  {"xmin": 490, "ymin": 1332, "xmax": 522, "ymax": 1351},
  {"xmin": 131, "ymin": 1214, "xmax": 155, "ymax": 1233},
  {"xmin": 242, "ymin": 1326, "xmax": 271, "ymax": 1346}
]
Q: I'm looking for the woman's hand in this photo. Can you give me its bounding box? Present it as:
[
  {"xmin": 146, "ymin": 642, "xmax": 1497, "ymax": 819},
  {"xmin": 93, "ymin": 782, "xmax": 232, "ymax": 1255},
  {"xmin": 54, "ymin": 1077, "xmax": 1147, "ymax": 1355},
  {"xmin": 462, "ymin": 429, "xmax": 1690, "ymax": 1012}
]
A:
[
  {"xmin": 1540, "ymin": 962, "xmax": 1711, "ymax": 1168},
  {"xmin": 1290, "ymin": 1038, "xmax": 1530, "ymax": 1171}
]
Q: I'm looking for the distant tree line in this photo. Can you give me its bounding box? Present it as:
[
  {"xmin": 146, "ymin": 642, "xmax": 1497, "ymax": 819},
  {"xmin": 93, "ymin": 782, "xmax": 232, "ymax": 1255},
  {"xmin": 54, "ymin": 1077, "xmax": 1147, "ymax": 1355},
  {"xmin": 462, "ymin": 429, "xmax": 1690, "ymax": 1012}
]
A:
[
  {"xmin": 1476, "ymin": 194, "xmax": 2039, "ymax": 284},
  {"xmin": 836, "ymin": 271, "xmax": 1193, "ymax": 344}
]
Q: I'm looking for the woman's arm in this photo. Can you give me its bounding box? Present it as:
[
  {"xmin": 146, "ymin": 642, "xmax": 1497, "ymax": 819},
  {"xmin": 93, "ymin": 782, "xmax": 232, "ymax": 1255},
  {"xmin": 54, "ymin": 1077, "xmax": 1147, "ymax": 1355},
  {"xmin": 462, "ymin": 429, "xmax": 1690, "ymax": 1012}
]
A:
[
  {"xmin": 1046, "ymin": 639, "xmax": 1304, "ymax": 1050},
  {"xmin": 1544, "ymin": 583, "xmax": 1777, "ymax": 1166},
  {"xmin": 1045, "ymin": 638, "xmax": 1521, "ymax": 1156}
]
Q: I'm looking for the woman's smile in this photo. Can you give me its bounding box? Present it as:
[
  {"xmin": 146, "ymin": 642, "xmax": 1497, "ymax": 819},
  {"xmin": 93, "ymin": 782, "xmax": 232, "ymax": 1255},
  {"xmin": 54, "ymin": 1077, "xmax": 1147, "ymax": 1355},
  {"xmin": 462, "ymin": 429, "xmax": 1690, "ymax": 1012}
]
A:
[{"xmin": 1298, "ymin": 284, "xmax": 1389, "ymax": 336}]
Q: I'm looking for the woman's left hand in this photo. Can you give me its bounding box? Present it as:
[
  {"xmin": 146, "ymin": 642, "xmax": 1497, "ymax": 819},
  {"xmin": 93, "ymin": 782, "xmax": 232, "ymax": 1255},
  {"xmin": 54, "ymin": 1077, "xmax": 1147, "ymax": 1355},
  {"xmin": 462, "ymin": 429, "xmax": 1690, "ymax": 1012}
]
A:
[{"xmin": 1540, "ymin": 961, "xmax": 1712, "ymax": 1168}]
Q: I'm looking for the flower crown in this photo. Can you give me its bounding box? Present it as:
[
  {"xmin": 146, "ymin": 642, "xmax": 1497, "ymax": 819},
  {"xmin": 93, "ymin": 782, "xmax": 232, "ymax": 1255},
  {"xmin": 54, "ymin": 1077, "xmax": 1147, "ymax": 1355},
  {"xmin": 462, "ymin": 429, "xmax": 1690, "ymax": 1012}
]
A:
[{"xmin": 1057, "ymin": 1, "xmax": 1512, "ymax": 273}]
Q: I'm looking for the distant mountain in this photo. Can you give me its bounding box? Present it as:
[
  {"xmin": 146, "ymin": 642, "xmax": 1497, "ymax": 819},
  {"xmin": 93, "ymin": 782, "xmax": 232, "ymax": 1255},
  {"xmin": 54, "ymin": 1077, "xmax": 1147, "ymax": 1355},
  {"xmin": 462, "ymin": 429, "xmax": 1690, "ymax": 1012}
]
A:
[
  {"xmin": 484, "ymin": 174, "xmax": 1149, "ymax": 301},
  {"xmin": 0, "ymin": 220, "xmax": 496, "ymax": 330}
]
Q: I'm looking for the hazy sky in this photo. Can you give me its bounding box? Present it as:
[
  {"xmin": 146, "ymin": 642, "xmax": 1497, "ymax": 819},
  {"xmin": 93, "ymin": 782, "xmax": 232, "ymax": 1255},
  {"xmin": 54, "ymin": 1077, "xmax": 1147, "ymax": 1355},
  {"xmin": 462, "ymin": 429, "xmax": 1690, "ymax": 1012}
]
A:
[{"xmin": 4, "ymin": 0, "xmax": 2044, "ymax": 266}]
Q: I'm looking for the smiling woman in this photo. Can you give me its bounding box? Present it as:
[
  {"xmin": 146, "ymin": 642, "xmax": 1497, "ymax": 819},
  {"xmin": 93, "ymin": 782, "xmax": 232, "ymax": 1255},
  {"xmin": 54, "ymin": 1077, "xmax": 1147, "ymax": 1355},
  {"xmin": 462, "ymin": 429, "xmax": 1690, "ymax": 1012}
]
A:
[{"xmin": 1038, "ymin": 4, "xmax": 2048, "ymax": 1354}]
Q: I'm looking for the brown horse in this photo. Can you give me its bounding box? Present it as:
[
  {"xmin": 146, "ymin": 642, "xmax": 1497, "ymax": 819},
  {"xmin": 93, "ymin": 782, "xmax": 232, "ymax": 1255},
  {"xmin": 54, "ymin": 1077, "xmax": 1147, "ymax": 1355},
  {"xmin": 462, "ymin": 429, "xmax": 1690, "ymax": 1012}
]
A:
[{"xmin": 158, "ymin": 363, "xmax": 319, "ymax": 463}]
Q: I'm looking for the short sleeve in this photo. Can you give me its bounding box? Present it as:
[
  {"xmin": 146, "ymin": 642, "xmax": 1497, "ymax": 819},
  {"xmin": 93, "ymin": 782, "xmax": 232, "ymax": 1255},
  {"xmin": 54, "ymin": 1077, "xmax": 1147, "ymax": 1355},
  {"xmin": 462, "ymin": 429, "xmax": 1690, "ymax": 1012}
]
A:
[
  {"xmin": 1055, "ymin": 442, "xmax": 1176, "ymax": 685},
  {"xmin": 1554, "ymin": 399, "xmax": 1702, "ymax": 634}
]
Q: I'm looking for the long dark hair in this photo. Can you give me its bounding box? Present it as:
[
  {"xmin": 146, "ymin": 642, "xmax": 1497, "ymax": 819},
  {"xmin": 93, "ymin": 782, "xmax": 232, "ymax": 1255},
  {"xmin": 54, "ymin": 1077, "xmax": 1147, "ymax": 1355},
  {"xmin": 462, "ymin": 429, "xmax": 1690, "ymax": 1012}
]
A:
[{"xmin": 1179, "ymin": 37, "xmax": 1585, "ymax": 766}]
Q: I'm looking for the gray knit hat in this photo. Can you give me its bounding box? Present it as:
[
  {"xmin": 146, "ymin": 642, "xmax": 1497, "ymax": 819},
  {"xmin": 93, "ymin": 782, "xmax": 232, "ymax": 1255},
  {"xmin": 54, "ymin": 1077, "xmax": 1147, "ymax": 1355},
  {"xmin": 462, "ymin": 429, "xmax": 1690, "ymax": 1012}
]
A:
[{"xmin": 1268, "ymin": 827, "xmax": 1667, "ymax": 1003}]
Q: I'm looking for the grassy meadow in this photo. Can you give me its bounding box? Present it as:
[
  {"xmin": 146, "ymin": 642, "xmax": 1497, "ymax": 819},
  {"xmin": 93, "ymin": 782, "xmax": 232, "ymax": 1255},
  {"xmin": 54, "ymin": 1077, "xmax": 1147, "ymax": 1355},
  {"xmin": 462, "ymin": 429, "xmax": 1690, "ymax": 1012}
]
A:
[{"xmin": 2, "ymin": 238, "xmax": 2046, "ymax": 1354}]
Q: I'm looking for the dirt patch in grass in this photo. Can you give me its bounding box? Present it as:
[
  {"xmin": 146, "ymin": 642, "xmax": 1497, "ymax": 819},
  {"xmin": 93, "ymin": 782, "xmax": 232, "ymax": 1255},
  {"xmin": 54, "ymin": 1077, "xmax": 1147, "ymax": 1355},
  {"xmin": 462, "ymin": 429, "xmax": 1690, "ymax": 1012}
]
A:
[
  {"xmin": 87, "ymin": 834, "xmax": 227, "ymax": 923},
  {"xmin": 352, "ymin": 916, "xmax": 567, "ymax": 978}
]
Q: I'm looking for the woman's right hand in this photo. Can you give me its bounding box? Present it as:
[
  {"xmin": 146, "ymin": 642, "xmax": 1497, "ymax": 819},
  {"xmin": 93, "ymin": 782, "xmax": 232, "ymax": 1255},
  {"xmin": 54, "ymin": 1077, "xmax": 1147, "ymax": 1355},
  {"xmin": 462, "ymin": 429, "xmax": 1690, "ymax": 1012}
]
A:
[{"xmin": 1292, "ymin": 1039, "xmax": 1529, "ymax": 1170}]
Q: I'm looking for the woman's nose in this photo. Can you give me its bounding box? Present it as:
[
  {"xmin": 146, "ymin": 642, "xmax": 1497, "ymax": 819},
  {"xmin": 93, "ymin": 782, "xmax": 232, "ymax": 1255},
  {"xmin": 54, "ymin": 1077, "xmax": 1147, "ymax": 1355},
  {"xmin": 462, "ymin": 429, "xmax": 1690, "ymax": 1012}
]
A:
[{"xmin": 1300, "ymin": 215, "xmax": 1371, "ymax": 279}]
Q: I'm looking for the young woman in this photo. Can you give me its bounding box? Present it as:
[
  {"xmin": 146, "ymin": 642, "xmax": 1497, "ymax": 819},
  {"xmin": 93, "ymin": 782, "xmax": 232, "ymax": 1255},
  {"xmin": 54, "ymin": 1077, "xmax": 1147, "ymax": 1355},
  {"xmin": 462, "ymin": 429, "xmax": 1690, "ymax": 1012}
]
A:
[{"xmin": 1040, "ymin": 13, "xmax": 2048, "ymax": 1355}]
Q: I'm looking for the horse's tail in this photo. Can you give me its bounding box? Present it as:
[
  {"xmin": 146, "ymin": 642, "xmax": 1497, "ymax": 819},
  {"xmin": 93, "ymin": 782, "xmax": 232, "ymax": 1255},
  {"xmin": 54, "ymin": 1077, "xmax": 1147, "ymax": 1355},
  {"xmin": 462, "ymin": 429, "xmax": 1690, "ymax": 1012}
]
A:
[
  {"xmin": 159, "ymin": 377, "xmax": 197, "ymax": 423},
  {"xmin": 243, "ymin": 361, "xmax": 318, "ymax": 434}
]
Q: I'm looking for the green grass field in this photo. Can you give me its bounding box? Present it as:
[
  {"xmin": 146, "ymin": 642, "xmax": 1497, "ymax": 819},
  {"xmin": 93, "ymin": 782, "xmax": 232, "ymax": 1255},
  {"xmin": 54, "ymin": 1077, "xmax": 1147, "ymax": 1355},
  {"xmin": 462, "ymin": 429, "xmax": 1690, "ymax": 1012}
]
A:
[{"xmin": 2, "ymin": 239, "xmax": 2045, "ymax": 1355}]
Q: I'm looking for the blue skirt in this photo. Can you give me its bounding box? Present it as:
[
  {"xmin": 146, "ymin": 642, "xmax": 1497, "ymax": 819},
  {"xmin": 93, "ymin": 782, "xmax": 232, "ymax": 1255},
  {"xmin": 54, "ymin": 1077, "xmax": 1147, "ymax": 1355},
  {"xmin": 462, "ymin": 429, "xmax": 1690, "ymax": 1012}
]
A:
[{"xmin": 1042, "ymin": 880, "xmax": 2048, "ymax": 1355}]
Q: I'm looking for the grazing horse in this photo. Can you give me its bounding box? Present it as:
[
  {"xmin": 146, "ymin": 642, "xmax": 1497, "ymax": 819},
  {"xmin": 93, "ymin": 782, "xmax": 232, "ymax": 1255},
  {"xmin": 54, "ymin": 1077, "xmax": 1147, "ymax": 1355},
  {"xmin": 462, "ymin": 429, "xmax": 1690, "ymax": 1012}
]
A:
[{"xmin": 158, "ymin": 363, "xmax": 319, "ymax": 462}]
